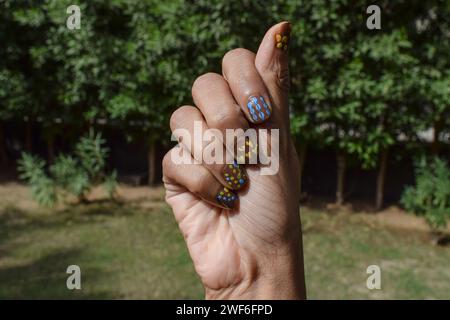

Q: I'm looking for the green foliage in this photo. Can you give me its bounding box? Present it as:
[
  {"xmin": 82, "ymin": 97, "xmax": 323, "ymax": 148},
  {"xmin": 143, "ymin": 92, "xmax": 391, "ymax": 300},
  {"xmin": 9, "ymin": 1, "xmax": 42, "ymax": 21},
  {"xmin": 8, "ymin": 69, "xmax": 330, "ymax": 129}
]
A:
[
  {"xmin": 18, "ymin": 131, "xmax": 117, "ymax": 206},
  {"xmin": 49, "ymin": 154, "xmax": 90, "ymax": 200},
  {"xmin": 18, "ymin": 153, "xmax": 57, "ymax": 207},
  {"xmin": 2, "ymin": 0, "xmax": 449, "ymax": 206},
  {"xmin": 288, "ymin": 1, "xmax": 434, "ymax": 169},
  {"xmin": 104, "ymin": 170, "xmax": 118, "ymax": 199},
  {"xmin": 0, "ymin": 70, "xmax": 27, "ymax": 120},
  {"xmin": 75, "ymin": 131, "xmax": 108, "ymax": 180},
  {"xmin": 401, "ymin": 157, "xmax": 450, "ymax": 230}
]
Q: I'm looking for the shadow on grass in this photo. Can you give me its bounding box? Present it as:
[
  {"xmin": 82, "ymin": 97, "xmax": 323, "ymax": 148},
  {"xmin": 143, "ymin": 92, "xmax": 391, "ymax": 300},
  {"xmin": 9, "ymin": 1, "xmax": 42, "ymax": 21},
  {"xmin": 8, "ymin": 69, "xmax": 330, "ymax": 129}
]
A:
[
  {"xmin": 0, "ymin": 203, "xmax": 136, "ymax": 299},
  {"xmin": 0, "ymin": 248, "xmax": 113, "ymax": 299},
  {"xmin": 0, "ymin": 201, "xmax": 134, "ymax": 235}
]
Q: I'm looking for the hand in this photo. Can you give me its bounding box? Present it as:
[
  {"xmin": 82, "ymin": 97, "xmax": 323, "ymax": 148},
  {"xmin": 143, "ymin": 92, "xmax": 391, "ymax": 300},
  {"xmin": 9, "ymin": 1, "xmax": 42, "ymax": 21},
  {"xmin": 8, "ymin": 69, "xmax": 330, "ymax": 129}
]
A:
[{"xmin": 163, "ymin": 22, "xmax": 306, "ymax": 299}]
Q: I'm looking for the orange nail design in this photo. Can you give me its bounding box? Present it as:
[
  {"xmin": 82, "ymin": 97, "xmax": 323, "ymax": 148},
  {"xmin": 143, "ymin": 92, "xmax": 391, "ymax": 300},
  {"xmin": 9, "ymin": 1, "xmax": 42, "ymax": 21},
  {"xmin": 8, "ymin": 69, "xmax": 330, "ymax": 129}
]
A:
[{"xmin": 275, "ymin": 33, "xmax": 289, "ymax": 51}]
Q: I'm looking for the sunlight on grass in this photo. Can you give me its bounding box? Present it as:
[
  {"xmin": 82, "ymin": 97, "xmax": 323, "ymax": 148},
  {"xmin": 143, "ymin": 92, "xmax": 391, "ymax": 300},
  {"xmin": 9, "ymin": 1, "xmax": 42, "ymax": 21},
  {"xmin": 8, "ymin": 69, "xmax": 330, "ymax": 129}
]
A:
[{"xmin": 0, "ymin": 200, "xmax": 449, "ymax": 299}]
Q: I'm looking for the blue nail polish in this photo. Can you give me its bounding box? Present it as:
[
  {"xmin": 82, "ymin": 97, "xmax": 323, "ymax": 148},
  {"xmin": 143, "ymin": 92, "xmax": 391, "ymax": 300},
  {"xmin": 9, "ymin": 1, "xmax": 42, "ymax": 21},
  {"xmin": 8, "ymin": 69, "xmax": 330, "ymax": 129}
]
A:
[{"xmin": 247, "ymin": 95, "xmax": 272, "ymax": 123}]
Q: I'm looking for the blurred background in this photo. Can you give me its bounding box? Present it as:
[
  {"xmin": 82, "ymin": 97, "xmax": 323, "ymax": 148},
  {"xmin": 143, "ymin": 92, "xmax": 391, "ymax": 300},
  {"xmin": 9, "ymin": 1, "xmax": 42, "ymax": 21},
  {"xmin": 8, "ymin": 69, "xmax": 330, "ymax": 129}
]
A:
[{"xmin": 0, "ymin": 0, "xmax": 449, "ymax": 299}]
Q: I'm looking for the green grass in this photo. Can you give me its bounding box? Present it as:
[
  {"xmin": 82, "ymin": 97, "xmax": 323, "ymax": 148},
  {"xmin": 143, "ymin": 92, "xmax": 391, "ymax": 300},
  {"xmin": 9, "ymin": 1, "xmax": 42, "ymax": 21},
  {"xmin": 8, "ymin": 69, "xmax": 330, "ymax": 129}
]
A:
[
  {"xmin": 0, "ymin": 202, "xmax": 202, "ymax": 299},
  {"xmin": 0, "ymin": 199, "xmax": 449, "ymax": 299},
  {"xmin": 302, "ymin": 211, "xmax": 450, "ymax": 299}
]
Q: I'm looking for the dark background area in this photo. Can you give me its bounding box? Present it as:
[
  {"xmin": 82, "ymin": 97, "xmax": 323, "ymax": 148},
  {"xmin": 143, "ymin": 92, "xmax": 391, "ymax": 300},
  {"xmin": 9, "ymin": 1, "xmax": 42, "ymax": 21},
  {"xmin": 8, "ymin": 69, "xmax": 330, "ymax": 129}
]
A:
[{"xmin": 2, "ymin": 122, "xmax": 449, "ymax": 206}]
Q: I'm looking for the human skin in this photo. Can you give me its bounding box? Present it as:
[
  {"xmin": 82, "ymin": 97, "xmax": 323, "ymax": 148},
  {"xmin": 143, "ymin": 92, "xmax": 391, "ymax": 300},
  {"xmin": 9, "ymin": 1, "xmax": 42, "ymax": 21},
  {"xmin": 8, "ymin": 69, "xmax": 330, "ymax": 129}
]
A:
[{"xmin": 162, "ymin": 22, "xmax": 306, "ymax": 299}]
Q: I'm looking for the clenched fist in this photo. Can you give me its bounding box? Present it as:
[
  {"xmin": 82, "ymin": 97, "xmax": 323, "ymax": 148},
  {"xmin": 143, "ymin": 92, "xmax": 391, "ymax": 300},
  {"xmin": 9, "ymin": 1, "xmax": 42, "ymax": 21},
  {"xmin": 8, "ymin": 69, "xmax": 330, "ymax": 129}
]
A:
[{"xmin": 163, "ymin": 22, "xmax": 306, "ymax": 299}]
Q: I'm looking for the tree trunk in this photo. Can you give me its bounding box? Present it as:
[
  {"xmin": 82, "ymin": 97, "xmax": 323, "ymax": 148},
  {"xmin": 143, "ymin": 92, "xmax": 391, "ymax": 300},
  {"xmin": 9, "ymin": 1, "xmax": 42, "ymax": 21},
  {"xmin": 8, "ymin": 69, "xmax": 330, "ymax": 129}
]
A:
[
  {"xmin": 298, "ymin": 143, "xmax": 307, "ymax": 196},
  {"xmin": 0, "ymin": 122, "xmax": 8, "ymax": 167},
  {"xmin": 336, "ymin": 152, "xmax": 346, "ymax": 205},
  {"xmin": 375, "ymin": 148, "xmax": 388, "ymax": 211},
  {"xmin": 431, "ymin": 118, "xmax": 443, "ymax": 155},
  {"xmin": 25, "ymin": 121, "xmax": 33, "ymax": 152},
  {"xmin": 148, "ymin": 141, "xmax": 156, "ymax": 186},
  {"xmin": 47, "ymin": 135, "xmax": 55, "ymax": 164}
]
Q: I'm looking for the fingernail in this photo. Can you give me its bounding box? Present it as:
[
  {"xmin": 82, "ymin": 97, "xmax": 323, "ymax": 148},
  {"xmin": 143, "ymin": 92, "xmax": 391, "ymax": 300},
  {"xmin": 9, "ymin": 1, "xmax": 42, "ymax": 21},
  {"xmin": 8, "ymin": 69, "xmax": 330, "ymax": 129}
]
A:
[
  {"xmin": 223, "ymin": 161, "xmax": 248, "ymax": 190},
  {"xmin": 247, "ymin": 95, "xmax": 272, "ymax": 123},
  {"xmin": 236, "ymin": 137, "xmax": 258, "ymax": 164},
  {"xmin": 216, "ymin": 187, "xmax": 238, "ymax": 209},
  {"xmin": 275, "ymin": 30, "xmax": 290, "ymax": 51}
]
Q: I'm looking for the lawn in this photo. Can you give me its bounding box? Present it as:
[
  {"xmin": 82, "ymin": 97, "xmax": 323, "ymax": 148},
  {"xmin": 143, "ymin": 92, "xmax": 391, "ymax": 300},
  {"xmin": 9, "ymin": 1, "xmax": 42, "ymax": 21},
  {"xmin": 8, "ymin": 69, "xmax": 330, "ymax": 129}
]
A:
[{"xmin": 0, "ymin": 184, "xmax": 449, "ymax": 299}]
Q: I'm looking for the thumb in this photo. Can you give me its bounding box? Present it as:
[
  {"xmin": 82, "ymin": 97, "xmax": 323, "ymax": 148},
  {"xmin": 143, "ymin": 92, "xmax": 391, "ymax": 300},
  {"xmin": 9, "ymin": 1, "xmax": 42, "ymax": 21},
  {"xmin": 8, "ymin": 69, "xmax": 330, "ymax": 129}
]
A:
[{"xmin": 255, "ymin": 21, "xmax": 291, "ymax": 123}]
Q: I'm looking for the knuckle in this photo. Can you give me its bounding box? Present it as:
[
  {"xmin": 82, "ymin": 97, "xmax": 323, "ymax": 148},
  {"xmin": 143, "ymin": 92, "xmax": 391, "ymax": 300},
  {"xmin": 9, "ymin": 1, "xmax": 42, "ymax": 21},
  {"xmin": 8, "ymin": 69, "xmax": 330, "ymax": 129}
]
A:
[
  {"xmin": 192, "ymin": 72, "xmax": 221, "ymax": 93},
  {"xmin": 276, "ymin": 66, "xmax": 290, "ymax": 92},
  {"xmin": 266, "ymin": 62, "xmax": 290, "ymax": 93},
  {"xmin": 169, "ymin": 105, "xmax": 193, "ymax": 130},
  {"xmin": 209, "ymin": 109, "xmax": 239, "ymax": 129},
  {"xmin": 223, "ymin": 48, "xmax": 255, "ymax": 66}
]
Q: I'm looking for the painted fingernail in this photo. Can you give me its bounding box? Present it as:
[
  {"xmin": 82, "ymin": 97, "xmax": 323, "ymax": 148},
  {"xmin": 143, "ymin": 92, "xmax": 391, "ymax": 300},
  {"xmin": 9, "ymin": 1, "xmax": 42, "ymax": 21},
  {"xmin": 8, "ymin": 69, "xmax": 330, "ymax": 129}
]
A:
[
  {"xmin": 237, "ymin": 137, "xmax": 258, "ymax": 164},
  {"xmin": 247, "ymin": 96, "xmax": 272, "ymax": 123},
  {"xmin": 223, "ymin": 161, "xmax": 248, "ymax": 190},
  {"xmin": 216, "ymin": 187, "xmax": 238, "ymax": 209},
  {"xmin": 275, "ymin": 33, "xmax": 289, "ymax": 51}
]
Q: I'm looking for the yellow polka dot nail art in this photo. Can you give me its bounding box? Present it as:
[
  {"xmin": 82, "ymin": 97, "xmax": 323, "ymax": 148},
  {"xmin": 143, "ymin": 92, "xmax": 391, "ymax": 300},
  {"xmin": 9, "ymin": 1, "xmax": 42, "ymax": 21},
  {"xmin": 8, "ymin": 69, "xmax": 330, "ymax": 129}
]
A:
[
  {"xmin": 237, "ymin": 138, "xmax": 258, "ymax": 164},
  {"xmin": 222, "ymin": 160, "xmax": 248, "ymax": 190},
  {"xmin": 275, "ymin": 33, "xmax": 289, "ymax": 51},
  {"xmin": 216, "ymin": 186, "xmax": 238, "ymax": 209}
]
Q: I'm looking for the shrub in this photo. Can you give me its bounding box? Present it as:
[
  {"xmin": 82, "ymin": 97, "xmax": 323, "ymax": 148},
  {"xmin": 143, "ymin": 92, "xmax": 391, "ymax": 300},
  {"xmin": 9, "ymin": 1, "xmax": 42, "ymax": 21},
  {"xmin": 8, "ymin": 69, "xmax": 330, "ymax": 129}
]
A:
[
  {"xmin": 401, "ymin": 157, "xmax": 450, "ymax": 230},
  {"xmin": 18, "ymin": 131, "xmax": 117, "ymax": 206},
  {"xmin": 18, "ymin": 153, "xmax": 57, "ymax": 207}
]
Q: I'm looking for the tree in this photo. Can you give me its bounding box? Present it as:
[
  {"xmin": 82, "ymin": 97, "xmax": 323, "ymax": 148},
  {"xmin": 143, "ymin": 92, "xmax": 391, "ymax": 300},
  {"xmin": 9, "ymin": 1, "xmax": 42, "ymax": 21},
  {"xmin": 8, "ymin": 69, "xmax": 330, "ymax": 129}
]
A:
[
  {"xmin": 103, "ymin": 0, "xmax": 286, "ymax": 184},
  {"xmin": 288, "ymin": 0, "xmax": 378, "ymax": 205},
  {"xmin": 2, "ymin": 0, "xmax": 447, "ymax": 204},
  {"xmin": 287, "ymin": 0, "xmax": 441, "ymax": 209},
  {"xmin": 408, "ymin": 1, "xmax": 450, "ymax": 156},
  {"xmin": 0, "ymin": 1, "xmax": 35, "ymax": 165}
]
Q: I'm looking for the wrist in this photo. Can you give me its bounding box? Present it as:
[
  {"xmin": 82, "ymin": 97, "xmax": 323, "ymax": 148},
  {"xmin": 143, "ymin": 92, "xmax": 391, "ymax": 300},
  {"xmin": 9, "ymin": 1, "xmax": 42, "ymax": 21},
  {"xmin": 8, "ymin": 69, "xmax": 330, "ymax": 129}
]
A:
[{"xmin": 205, "ymin": 244, "xmax": 306, "ymax": 300}]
